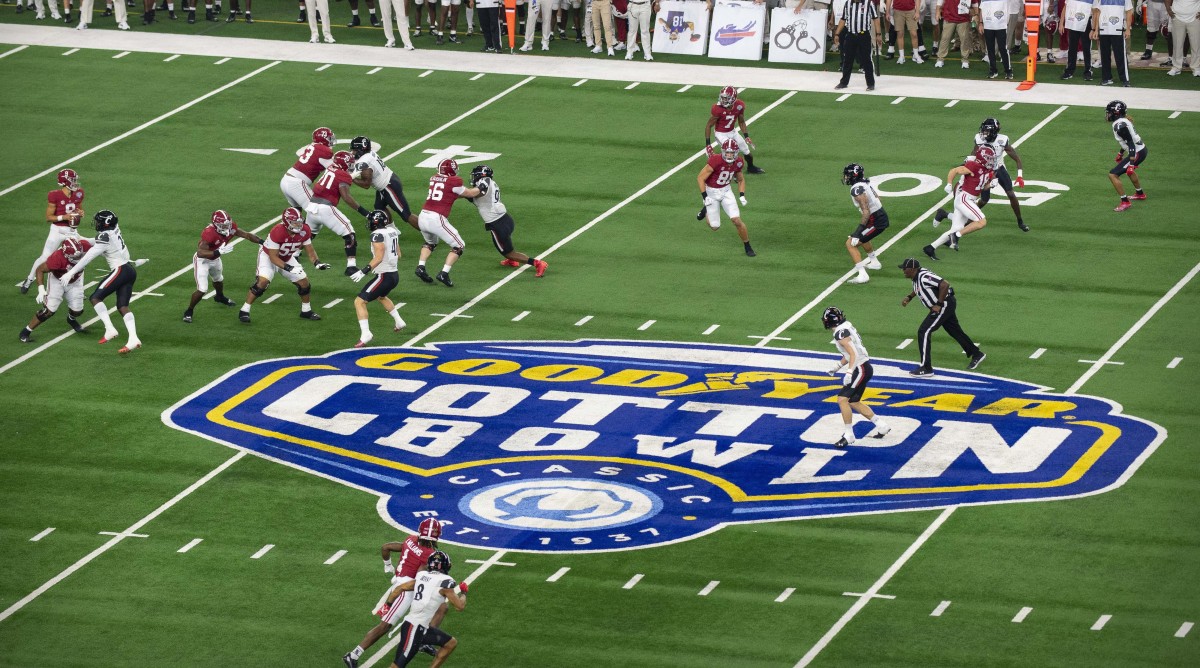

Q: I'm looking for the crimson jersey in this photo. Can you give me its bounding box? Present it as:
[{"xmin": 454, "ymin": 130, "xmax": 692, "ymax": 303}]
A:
[
  {"xmin": 263, "ymin": 223, "xmax": 313, "ymax": 261},
  {"xmin": 959, "ymin": 157, "xmax": 994, "ymax": 197},
  {"xmin": 292, "ymin": 142, "xmax": 334, "ymax": 181},
  {"xmin": 48, "ymin": 188, "xmax": 85, "ymax": 226},
  {"xmin": 45, "ymin": 240, "xmax": 92, "ymax": 282},
  {"xmin": 422, "ymin": 174, "xmax": 464, "ymax": 217},
  {"xmin": 312, "ymin": 169, "xmax": 352, "ymax": 206},
  {"xmin": 395, "ymin": 536, "xmax": 438, "ymax": 579},
  {"xmin": 200, "ymin": 223, "xmax": 239, "ymax": 252},
  {"xmin": 710, "ymin": 100, "xmax": 746, "ymax": 133},
  {"xmin": 704, "ymin": 153, "xmax": 744, "ymax": 188}
]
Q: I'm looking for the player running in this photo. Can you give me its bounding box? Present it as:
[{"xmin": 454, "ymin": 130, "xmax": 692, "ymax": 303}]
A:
[
  {"xmin": 308, "ymin": 150, "xmax": 374, "ymax": 275},
  {"xmin": 924, "ymin": 144, "xmax": 996, "ymax": 261},
  {"xmin": 281, "ymin": 127, "xmax": 335, "ymax": 210},
  {"xmin": 21, "ymin": 169, "xmax": 85, "ymax": 294},
  {"xmin": 183, "ymin": 210, "xmax": 264, "ymax": 323},
  {"xmin": 974, "ymin": 118, "xmax": 1029, "ymax": 232},
  {"xmin": 349, "ymin": 210, "xmax": 408, "ymax": 347},
  {"xmin": 466, "ymin": 165, "xmax": 548, "ymax": 278},
  {"xmin": 1105, "ymin": 100, "xmax": 1148, "ymax": 212},
  {"xmin": 822, "ymin": 306, "xmax": 891, "ymax": 447},
  {"xmin": 60, "ymin": 210, "xmax": 147, "ymax": 354},
  {"xmin": 238, "ymin": 207, "xmax": 331, "ymax": 323},
  {"xmin": 841, "ymin": 163, "xmax": 887, "ymax": 285},
  {"xmin": 349, "ymin": 135, "xmax": 419, "ymax": 229},
  {"xmin": 385, "ymin": 551, "xmax": 468, "ymax": 668},
  {"xmin": 697, "ymin": 139, "xmax": 756, "ymax": 257},
  {"xmin": 19, "ymin": 238, "xmax": 91, "ymax": 343},
  {"xmin": 703, "ymin": 86, "xmax": 765, "ymax": 181},
  {"xmin": 415, "ymin": 159, "xmax": 478, "ymax": 287}
]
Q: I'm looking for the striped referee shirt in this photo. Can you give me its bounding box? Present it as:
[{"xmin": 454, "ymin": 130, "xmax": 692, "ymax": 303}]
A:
[
  {"xmin": 911, "ymin": 268, "xmax": 953, "ymax": 308},
  {"xmin": 840, "ymin": 0, "xmax": 878, "ymax": 33}
]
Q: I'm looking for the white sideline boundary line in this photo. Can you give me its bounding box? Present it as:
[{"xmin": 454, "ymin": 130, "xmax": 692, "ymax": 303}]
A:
[
  {"xmin": 794, "ymin": 259, "xmax": 1200, "ymax": 666},
  {"xmin": 0, "ymin": 60, "xmax": 281, "ymax": 200}
]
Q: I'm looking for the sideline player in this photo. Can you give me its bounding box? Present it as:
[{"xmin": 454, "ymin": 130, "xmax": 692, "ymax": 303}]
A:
[
  {"xmin": 822, "ymin": 306, "xmax": 891, "ymax": 447},
  {"xmin": 342, "ymin": 519, "xmax": 444, "ymax": 668},
  {"xmin": 22, "ymin": 169, "xmax": 86, "ymax": 294},
  {"xmin": 840, "ymin": 163, "xmax": 887, "ymax": 284},
  {"xmin": 704, "ymin": 86, "xmax": 765, "ymax": 179},
  {"xmin": 415, "ymin": 159, "xmax": 476, "ymax": 287},
  {"xmin": 349, "ymin": 135, "xmax": 419, "ymax": 229},
  {"xmin": 349, "ymin": 210, "xmax": 408, "ymax": 347},
  {"xmin": 924, "ymin": 144, "xmax": 996, "ymax": 260},
  {"xmin": 308, "ymin": 150, "xmax": 373, "ymax": 275},
  {"xmin": 60, "ymin": 210, "xmax": 146, "ymax": 354},
  {"xmin": 386, "ymin": 551, "xmax": 468, "ymax": 668},
  {"xmin": 1105, "ymin": 100, "xmax": 1148, "ymax": 212},
  {"xmin": 183, "ymin": 210, "xmax": 264, "ymax": 323},
  {"xmin": 466, "ymin": 165, "xmax": 548, "ymax": 277},
  {"xmin": 281, "ymin": 127, "xmax": 335, "ymax": 210},
  {"xmin": 974, "ymin": 118, "xmax": 1029, "ymax": 232},
  {"xmin": 697, "ymin": 139, "xmax": 756, "ymax": 257},
  {"xmin": 19, "ymin": 238, "xmax": 91, "ymax": 342},
  {"xmin": 238, "ymin": 207, "xmax": 331, "ymax": 323}
]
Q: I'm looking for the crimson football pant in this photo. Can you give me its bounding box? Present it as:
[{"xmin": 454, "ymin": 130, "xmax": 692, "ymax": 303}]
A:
[
  {"xmin": 915, "ymin": 296, "xmax": 980, "ymax": 370},
  {"xmin": 839, "ymin": 33, "xmax": 875, "ymax": 88}
]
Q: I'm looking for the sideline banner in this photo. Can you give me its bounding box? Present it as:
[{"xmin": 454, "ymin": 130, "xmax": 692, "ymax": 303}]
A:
[
  {"xmin": 767, "ymin": 8, "xmax": 827, "ymax": 64},
  {"xmin": 707, "ymin": 1, "xmax": 767, "ymax": 61},
  {"xmin": 652, "ymin": 1, "xmax": 710, "ymax": 56}
]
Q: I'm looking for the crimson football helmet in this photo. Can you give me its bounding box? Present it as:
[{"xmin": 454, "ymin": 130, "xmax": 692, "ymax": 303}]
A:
[
  {"xmin": 973, "ymin": 144, "xmax": 997, "ymax": 166},
  {"xmin": 312, "ymin": 127, "xmax": 335, "ymax": 147},
  {"xmin": 438, "ymin": 159, "xmax": 458, "ymax": 177},
  {"xmin": 418, "ymin": 518, "xmax": 443, "ymax": 542},
  {"xmin": 61, "ymin": 238, "xmax": 86, "ymax": 263},
  {"xmin": 282, "ymin": 207, "xmax": 305, "ymax": 233},
  {"xmin": 58, "ymin": 168, "xmax": 79, "ymax": 190},
  {"xmin": 426, "ymin": 550, "xmax": 452, "ymax": 575},
  {"xmin": 211, "ymin": 210, "xmax": 234, "ymax": 235},
  {"xmin": 331, "ymin": 151, "xmax": 354, "ymax": 171},
  {"xmin": 718, "ymin": 85, "xmax": 737, "ymax": 108},
  {"xmin": 721, "ymin": 139, "xmax": 739, "ymax": 163}
]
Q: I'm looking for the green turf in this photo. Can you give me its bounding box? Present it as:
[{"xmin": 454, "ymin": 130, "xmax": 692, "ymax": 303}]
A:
[{"xmin": 1, "ymin": 41, "xmax": 1198, "ymax": 668}]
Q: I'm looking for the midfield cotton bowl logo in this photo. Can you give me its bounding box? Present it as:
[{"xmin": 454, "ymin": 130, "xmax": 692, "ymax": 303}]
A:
[{"xmin": 163, "ymin": 341, "xmax": 1165, "ymax": 553}]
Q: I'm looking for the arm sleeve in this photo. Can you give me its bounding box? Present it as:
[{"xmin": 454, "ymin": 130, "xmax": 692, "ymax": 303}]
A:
[
  {"xmin": 72, "ymin": 244, "xmax": 104, "ymax": 272},
  {"xmin": 1116, "ymin": 124, "xmax": 1135, "ymax": 149},
  {"xmin": 452, "ymin": 186, "xmax": 466, "ymax": 195}
]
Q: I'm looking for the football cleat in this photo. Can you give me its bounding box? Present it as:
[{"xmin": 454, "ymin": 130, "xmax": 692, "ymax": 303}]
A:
[
  {"xmin": 99, "ymin": 330, "xmax": 119, "ymax": 344},
  {"xmin": 868, "ymin": 424, "xmax": 892, "ymax": 439},
  {"xmin": 436, "ymin": 271, "xmax": 454, "ymax": 287},
  {"xmin": 696, "ymin": 207, "xmax": 707, "ymax": 221},
  {"xmin": 933, "ymin": 209, "xmax": 948, "ymax": 227},
  {"xmin": 299, "ymin": 311, "xmax": 322, "ymax": 320},
  {"xmin": 1114, "ymin": 200, "xmax": 1132, "ymax": 212},
  {"xmin": 834, "ymin": 436, "xmax": 853, "ymax": 448},
  {"xmin": 848, "ymin": 273, "xmax": 869, "ymax": 284},
  {"xmin": 213, "ymin": 295, "xmax": 236, "ymax": 306},
  {"xmin": 118, "ymin": 341, "xmax": 142, "ymax": 355},
  {"xmin": 415, "ymin": 266, "xmax": 434, "ymax": 283},
  {"xmin": 354, "ymin": 336, "xmax": 373, "ymax": 349},
  {"xmin": 1130, "ymin": 192, "xmax": 1146, "ymax": 201},
  {"xmin": 967, "ymin": 352, "xmax": 987, "ymax": 370},
  {"xmin": 745, "ymin": 245, "xmax": 757, "ymax": 257},
  {"xmin": 342, "ymin": 653, "xmax": 358, "ymax": 668},
  {"xmin": 18, "ymin": 278, "xmax": 32, "ymax": 294},
  {"xmin": 19, "ymin": 328, "xmax": 31, "ymax": 343},
  {"xmin": 500, "ymin": 258, "xmax": 522, "ymax": 268},
  {"xmin": 865, "ymin": 257, "xmax": 882, "ymax": 270},
  {"xmin": 1017, "ymin": 220, "xmax": 1030, "ymax": 232},
  {"xmin": 182, "ymin": 312, "xmax": 193, "ymax": 323},
  {"xmin": 922, "ymin": 245, "xmax": 940, "ymax": 261},
  {"xmin": 747, "ymin": 165, "xmax": 765, "ymax": 174},
  {"xmin": 948, "ymin": 233, "xmax": 960, "ymax": 251},
  {"xmin": 238, "ymin": 311, "xmax": 251, "ymax": 323},
  {"xmin": 67, "ymin": 318, "xmax": 85, "ymax": 333},
  {"xmin": 534, "ymin": 260, "xmax": 548, "ymax": 278}
]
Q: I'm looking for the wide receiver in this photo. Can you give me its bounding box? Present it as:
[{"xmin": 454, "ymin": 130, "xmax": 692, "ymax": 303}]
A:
[
  {"xmin": 183, "ymin": 210, "xmax": 264, "ymax": 323},
  {"xmin": 974, "ymin": 118, "xmax": 1028, "ymax": 232},
  {"xmin": 704, "ymin": 86, "xmax": 765, "ymax": 177},
  {"xmin": 342, "ymin": 518, "xmax": 445, "ymax": 668},
  {"xmin": 386, "ymin": 551, "xmax": 468, "ymax": 668},
  {"xmin": 841, "ymin": 163, "xmax": 887, "ymax": 285},
  {"xmin": 697, "ymin": 139, "xmax": 756, "ymax": 257},
  {"xmin": 415, "ymin": 159, "xmax": 478, "ymax": 287},
  {"xmin": 238, "ymin": 207, "xmax": 332, "ymax": 323},
  {"xmin": 281, "ymin": 127, "xmax": 335, "ymax": 210},
  {"xmin": 924, "ymin": 144, "xmax": 996, "ymax": 261},
  {"xmin": 19, "ymin": 238, "xmax": 92, "ymax": 342},
  {"xmin": 21, "ymin": 168, "xmax": 86, "ymax": 294},
  {"xmin": 349, "ymin": 210, "xmax": 407, "ymax": 348}
]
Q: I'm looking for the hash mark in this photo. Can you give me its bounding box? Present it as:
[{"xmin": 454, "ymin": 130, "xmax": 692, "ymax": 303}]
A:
[
  {"xmin": 944, "ymin": 99, "xmax": 958, "ymax": 108},
  {"xmin": 512, "ymin": 310, "xmax": 530, "ymax": 322},
  {"xmin": 1013, "ymin": 607, "xmax": 1032, "ymax": 623},
  {"xmin": 1168, "ymin": 356, "xmax": 1183, "ymax": 369},
  {"xmin": 164, "ymin": 54, "xmax": 180, "ymax": 62},
  {"xmin": 638, "ymin": 319, "xmax": 656, "ymax": 331},
  {"xmin": 471, "ymin": 73, "xmax": 485, "ymax": 80},
  {"xmin": 698, "ymin": 581, "xmax": 719, "ymax": 596},
  {"xmin": 625, "ymin": 82, "xmax": 640, "ymax": 90},
  {"xmin": 177, "ymin": 538, "xmax": 203, "ymax": 553},
  {"xmin": 419, "ymin": 70, "xmax": 433, "ymax": 77},
  {"xmin": 1091, "ymin": 614, "xmax": 1112, "ymax": 631},
  {"xmin": 622, "ymin": 574, "xmax": 644, "ymax": 589},
  {"xmin": 1030, "ymin": 348, "xmax": 1046, "ymax": 359},
  {"xmin": 63, "ymin": 49, "xmax": 79, "ymax": 56},
  {"xmin": 263, "ymin": 294, "xmax": 281, "ymax": 304},
  {"xmin": 891, "ymin": 97, "xmax": 906, "ymax": 105},
  {"xmin": 324, "ymin": 550, "xmax": 348, "ymax": 565},
  {"xmin": 1177, "ymin": 622, "xmax": 1194, "ymax": 638},
  {"xmin": 930, "ymin": 600, "xmax": 951, "ymax": 617},
  {"xmin": 323, "ymin": 298, "xmax": 343, "ymax": 309},
  {"xmin": 547, "ymin": 567, "xmax": 570, "ymax": 582},
  {"xmin": 1001, "ymin": 103, "xmax": 1014, "ymax": 110},
  {"xmin": 775, "ymin": 587, "xmax": 795, "ymax": 603},
  {"xmin": 575, "ymin": 316, "xmax": 593, "ymax": 326},
  {"xmin": 836, "ymin": 94, "xmax": 851, "ymax": 102},
  {"xmin": 702, "ymin": 324, "xmax": 719, "ymax": 335},
  {"xmin": 367, "ymin": 67, "xmax": 382, "ymax": 75},
  {"xmin": 574, "ymin": 79, "xmax": 588, "ymax": 87},
  {"xmin": 677, "ymin": 84, "xmax": 692, "ymax": 93},
  {"xmin": 29, "ymin": 528, "xmax": 56, "ymax": 542},
  {"xmin": 896, "ymin": 338, "xmax": 913, "ymax": 350},
  {"xmin": 1169, "ymin": 111, "xmax": 1181, "ymax": 119},
  {"xmin": 316, "ymin": 64, "xmax": 331, "ymax": 71},
  {"xmin": 113, "ymin": 51, "xmax": 130, "ymax": 59},
  {"xmin": 215, "ymin": 57, "xmax": 231, "ymax": 65},
  {"xmin": 250, "ymin": 544, "xmax": 274, "ymax": 559}
]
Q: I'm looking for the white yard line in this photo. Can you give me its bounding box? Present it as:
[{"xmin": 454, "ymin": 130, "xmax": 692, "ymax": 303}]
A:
[
  {"xmin": 546, "ymin": 567, "xmax": 570, "ymax": 582},
  {"xmin": 1030, "ymin": 347, "xmax": 1046, "ymax": 359},
  {"xmin": 698, "ymin": 580, "xmax": 720, "ymax": 596},
  {"xmin": 929, "ymin": 600, "xmax": 951, "ymax": 616},
  {"xmin": 0, "ymin": 60, "xmax": 280, "ymax": 200},
  {"xmin": 0, "ymin": 451, "xmax": 246, "ymax": 624},
  {"xmin": 622, "ymin": 573, "xmax": 645, "ymax": 589},
  {"xmin": 29, "ymin": 528, "xmax": 55, "ymax": 542},
  {"xmin": 1091, "ymin": 614, "xmax": 1112, "ymax": 631},
  {"xmin": 794, "ymin": 258, "xmax": 1200, "ymax": 666},
  {"xmin": 1012, "ymin": 606, "xmax": 1033, "ymax": 623},
  {"xmin": 1167, "ymin": 356, "xmax": 1182, "ymax": 369},
  {"xmin": 512, "ymin": 310, "xmax": 530, "ymax": 322},
  {"xmin": 177, "ymin": 538, "xmax": 203, "ymax": 553},
  {"xmin": 324, "ymin": 550, "xmax": 348, "ymax": 565},
  {"xmin": 0, "ymin": 44, "xmax": 29, "ymax": 58},
  {"xmin": 250, "ymin": 544, "xmax": 275, "ymax": 559}
]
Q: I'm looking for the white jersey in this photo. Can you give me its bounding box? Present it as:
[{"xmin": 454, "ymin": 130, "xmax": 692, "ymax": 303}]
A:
[
  {"xmin": 973, "ymin": 132, "xmax": 1009, "ymax": 170},
  {"xmin": 469, "ymin": 176, "xmax": 507, "ymax": 224},
  {"xmin": 354, "ymin": 151, "xmax": 395, "ymax": 191},
  {"xmin": 831, "ymin": 320, "xmax": 870, "ymax": 368},
  {"xmin": 403, "ymin": 570, "xmax": 457, "ymax": 628},
  {"xmin": 978, "ymin": 0, "xmax": 1009, "ymax": 30},
  {"xmin": 370, "ymin": 225, "xmax": 401, "ymax": 273},
  {"xmin": 849, "ymin": 180, "xmax": 883, "ymax": 214},
  {"xmin": 79, "ymin": 226, "xmax": 132, "ymax": 271},
  {"xmin": 1111, "ymin": 118, "xmax": 1145, "ymax": 153}
]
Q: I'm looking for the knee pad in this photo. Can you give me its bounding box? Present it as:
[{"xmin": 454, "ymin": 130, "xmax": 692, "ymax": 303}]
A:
[
  {"xmin": 423, "ymin": 242, "xmax": 439, "ymax": 252},
  {"xmin": 68, "ymin": 308, "xmax": 84, "ymax": 319},
  {"xmin": 249, "ymin": 282, "xmax": 267, "ymax": 297},
  {"xmin": 343, "ymin": 233, "xmax": 357, "ymax": 253},
  {"xmin": 451, "ymin": 245, "xmax": 464, "ymax": 257},
  {"xmin": 36, "ymin": 308, "xmax": 54, "ymax": 322},
  {"xmin": 297, "ymin": 284, "xmax": 311, "ymax": 296}
]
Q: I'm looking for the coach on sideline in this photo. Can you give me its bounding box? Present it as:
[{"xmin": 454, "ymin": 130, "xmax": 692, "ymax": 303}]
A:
[
  {"xmin": 899, "ymin": 257, "xmax": 985, "ymax": 377},
  {"xmin": 834, "ymin": 0, "xmax": 882, "ymax": 91}
]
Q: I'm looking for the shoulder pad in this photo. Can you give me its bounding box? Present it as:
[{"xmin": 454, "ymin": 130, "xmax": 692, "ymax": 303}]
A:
[
  {"xmin": 371, "ymin": 232, "xmax": 385, "ymax": 243},
  {"xmin": 477, "ymin": 181, "xmax": 489, "ymax": 194},
  {"xmin": 96, "ymin": 232, "xmax": 110, "ymax": 243}
]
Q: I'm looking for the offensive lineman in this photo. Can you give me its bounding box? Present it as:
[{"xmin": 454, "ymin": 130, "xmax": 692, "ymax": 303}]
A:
[
  {"xmin": 21, "ymin": 169, "xmax": 86, "ymax": 294},
  {"xmin": 308, "ymin": 150, "xmax": 373, "ymax": 275},
  {"xmin": 386, "ymin": 551, "xmax": 469, "ymax": 668},
  {"xmin": 415, "ymin": 159, "xmax": 477, "ymax": 287},
  {"xmin": 349, "ymin": 135, "xmax": 419, "ymax": 229},
  {"xmin": 238, "ymin": 207, "xmax": 332, "ymax": 323},
  {"xmin": 697, "ymin": 139, "xmax": 756, "ymax": 257},
  {"xmin": 841, "ymin": 163, "xmax": 887, "ymax": 285},
  {"xmin": 822, "ymin": 306, "xmax": 891, "ymax": 447},
  {"xmin": 19, "ymin": 238, "xmax": 91, "ymax": 342},
  {"xmin": 342, "ymin": 519, "xmax": 444, "ymax": 668},
  {"xmin": 924, "ymin": 144, "xmax": 997, "ymax": 261},
  {"xmin": 183, "ymin": 210, "xmax": 264, "ymax": 323},
  {"xmin": 974, "ymin": 118, "xmax": 1029, "ymax": 232},
  {"xmin": 466, "ymin": 165, "xmax": 548, "ymax": 277},
  {"xmin": 349, "ymin": 210, "xmax": 408, "ymax": 347},
  {"xmin": 281, "ymin": 127, "xmax": 335, "ymax": 210},
  {"xmin": 61, "ymin": 210, "xmax": 146, "ymax": 354}
]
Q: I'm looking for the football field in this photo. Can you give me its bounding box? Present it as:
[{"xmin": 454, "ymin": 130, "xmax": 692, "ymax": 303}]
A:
[{"xmin": 1, "ymin": 35, "xmax": 1199, "ymax": 668}]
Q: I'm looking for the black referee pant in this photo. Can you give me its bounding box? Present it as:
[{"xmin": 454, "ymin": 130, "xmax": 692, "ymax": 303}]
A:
[
  {"xmin": 478, "ymin": 6, "xmax": 501, "ymax": 51},
  {"xmin": 1098, "ymin": 33, "xmax": 1130, "ymax": 84},
  {"xmin": 839, "ymin": 32, "xmax": 875, "ymax": 88},
  {"xmin": 916, "ymin": 295, "xmax": 980, "ymax": 370}
]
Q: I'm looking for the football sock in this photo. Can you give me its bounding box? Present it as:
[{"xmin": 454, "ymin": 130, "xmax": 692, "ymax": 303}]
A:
[
  {"xmin": 123, "ymin": 312, "xmax": 139, "ymax": 341},
  {"xmin": 93, "ymin": 303, "xmax": 117, "ymax": 333},
  {"xmin": 441, "ymin": 264, "xmax": 452, "ymax": 274},
  {"xmin": 346, "ymin": 258, "xmax": 356, "ymax": 268},
  {"xmin": 744, "ymin": 241, "xmax": 753, "ymax": 252},
  {"xmin": 1120, "ymin": 196, "xmax": 1130, "ymax": 202},
  {"xmin": 745, "ymin": 154, "xmax": 756, "ymax": 168},
  {"xmin": 389, "ymin": 307, "xmax": 405, "ymax": 328},
  {"xmin": 301, "ymin": 302, "xmax": 312, "ymax": 313},
  {"xmin": 842, "ymin": 428, "xmax": 856, "ymax": 443},
  {"xmin": 526, "ymin": 258, "xmax": 536, "ymax": 266},
  {"xmin": 351, "ymin": 8, "xmax": 358, "ymax": 15},
  {"xmin": 358, "ymin": 318, "xmax": 371, "ymax": 338},
  {"xmin": 1135, "ymin": 189, "xmax": 1144, "ymax": 195},
  {"xmin": 21, "ymin": 327, "xmax": 32, "ymax": 338},
  {"xmin": 867, "ymin": 251, "xmax": 877, "ymax": 260},
  {"xmin": 350, "ymin": 647, "xmax": 365, "ymax": 660},
  {"xmin": 418, "ymin": 260, "xmax": 427, "ymax": 267},
  {"xmin": 242, "ymin": 302, "xmax": 253, "ymax": 312},
  {"xmin": 932, "ymin": 230, "xmax": 955, "ymax": 247}
]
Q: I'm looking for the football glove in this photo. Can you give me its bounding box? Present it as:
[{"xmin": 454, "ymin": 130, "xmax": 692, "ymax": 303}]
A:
[
  {"xmin": 703, "ymin": 196, "xmax": 714, "ymax": 207},
  {"xmin": 739, "ymin": 195, "xmax": 748, "ymax": 206},
  {"xmin": 1125, "ymin": 163, "xmax": 1138, "ymax": 175},
  {"xmin": 133, "ymin": 258, "xmax": 150, "ymax": 267},
  {"xmin": 350, "ymin": 270, "xmax": 367, "ymax": 283},
  {"xmin": 384, "ymin": 560, "xmax": 395, "ymax": 575},
  {"xmin": 216, "ymin": 244, "xmax": 233, "ymax": 257},
  {"xmin": 60, "ymin": 270, "xmax": 77, "ymax": 284},
  {"xmin": 458, "ymin": 581, "xmax": 469, "ymax": 594},
  {"xmin": 1015, "ymin": 176, "xmax": 1025, "ymax": 188},
  {"xmin": 282, "ymin": 263, "xmax": 297, "ymax": 273},
  {"xmin": 827, "ymin": 363, "xmax": 843, "ymax": 376},
  {"xmin": 944, "ymin": 183, "xmax": 954, "ymax": 194},
  {"xmin": 843, "ymin": 372, "xmax": 853, "ymax": 385},
  {"xmin": 314, "ymin": 262, "xmax": 332, "ymax": 271},
  {"xmin": 1115, "ymin": 151, "xmax": 1124, "ymax": 163},
  {"xmin": 746, "ymin": 137, "xmax": 757, "ymax": 152},
  {"xmin": 35, "ymin": 285, "xmax": 46, "ymax": 305}
]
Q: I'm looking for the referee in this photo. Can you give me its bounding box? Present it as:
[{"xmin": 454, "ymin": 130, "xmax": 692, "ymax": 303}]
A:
[
  {"xmin": 834, "ymin": 0, "xmax": 881, "ymax": 91},
  {"xmin": 899, "ymin": 258, "xmax": 985, "ymax": 377}
]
